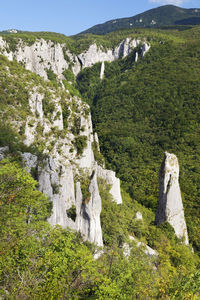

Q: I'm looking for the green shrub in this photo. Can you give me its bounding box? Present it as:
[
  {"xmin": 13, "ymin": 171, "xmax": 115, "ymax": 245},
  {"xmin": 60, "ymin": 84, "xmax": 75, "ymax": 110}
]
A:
[
  {"xmin": 71, "ymin": 117, "xmax": 81, "ymax": 135},
  {"xmin": 66, "ymin": 205, "xmax": 77, "ymax": 221},
  {"xmin": 62, "ymin": 69, "xmax": 75, "ymax": 83},
  {"xmin": 73, "ymin": 135, "xmax": 87, "ymax": 156},
  {"xmin": 92, "ymin": 141, "xmax": 104, "ymax": 166}
]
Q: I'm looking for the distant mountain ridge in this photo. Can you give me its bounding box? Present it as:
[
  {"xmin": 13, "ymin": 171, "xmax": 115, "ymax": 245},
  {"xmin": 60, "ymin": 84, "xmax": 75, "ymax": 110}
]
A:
[{"xmin": 80, "ymin": 5, "xmax": 200, "ymax": 35}]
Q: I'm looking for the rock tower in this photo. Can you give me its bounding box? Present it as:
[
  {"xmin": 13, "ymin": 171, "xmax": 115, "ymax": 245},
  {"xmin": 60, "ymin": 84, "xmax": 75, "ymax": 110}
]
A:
[{"xmin": 155, "ymin": 152, "xmax": 189, "ymax": 245}]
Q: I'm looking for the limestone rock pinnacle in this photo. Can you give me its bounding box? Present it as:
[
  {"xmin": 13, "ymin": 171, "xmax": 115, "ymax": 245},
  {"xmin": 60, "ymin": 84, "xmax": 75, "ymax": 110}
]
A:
[{"xmin": 155, "ymin": 152, "xmax": 189, "ymax": 245}]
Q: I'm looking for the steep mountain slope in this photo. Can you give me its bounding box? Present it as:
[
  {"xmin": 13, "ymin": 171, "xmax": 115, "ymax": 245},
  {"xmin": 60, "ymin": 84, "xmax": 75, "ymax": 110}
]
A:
[
  {"xmin": 0, "ymin": 31, "xmax": 151, "ymax": 249},
  {"xmin": 1, "ymin": 27, "xmax": 200, "ymax": 298},
  {"xmin": 80, "ymin": 5, "xmax": 200, "ymax": 35},
  {"xmin": 77, "ymin": 25, "xmax": 200, "ymax": 252}
]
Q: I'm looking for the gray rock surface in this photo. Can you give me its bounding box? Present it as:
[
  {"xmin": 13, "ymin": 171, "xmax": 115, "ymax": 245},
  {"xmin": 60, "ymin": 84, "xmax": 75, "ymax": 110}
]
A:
[
  {"xmin": 142, "ymin": 42, "xmax": 151, "ymax": 57},
  {"xmin": 0, "ymin": 36, "xmax": 128, "ymax": 247},
  {"xmin": 0, "ymin": 38, "xmax": 68, "ymax": 80},
  {"xmin": 0, "ymin": 37, "xmax": 151, "ymax": 78},
  {"xmin": 38, "ymin": 157, "xmax": 76, "ymax": 230},
  {"xmin": 94, "ymin": 132, "xmax": 100, "ymax": 152},
  {"xmin": 21, "ymin": 152, "xmax": 38, "ymax": 174},
  {"xmin": 96, "ymin": 164, "xmax": 122, "ymax": 204},
  {"xmin": 100, "ymin": 61, "xmax": 105, "ymax": 80},
  {"xmin": 155, "ymin": 152, "xmax": 189, "ymax": 245},
  {"xmin": 29, "ymin": 90, "xmax": 44, "ymax": 119},
  {"xmin": 75, "ymin": 113, "xmax": 95, "ymax": 169},
  {"xmin": 76, "ymin": 175, "xmax": 103, "ymax": 247},
  {"xmin": 136, "ymin": 211, "xmax": 143, "ymax": 220},
  {"xmin": 0, "ymin": 146, "xmax": 9, "ymax": 161},
  {"xmin": 123, "ymin": 235, "xmax": 158, "ymax": 258}
]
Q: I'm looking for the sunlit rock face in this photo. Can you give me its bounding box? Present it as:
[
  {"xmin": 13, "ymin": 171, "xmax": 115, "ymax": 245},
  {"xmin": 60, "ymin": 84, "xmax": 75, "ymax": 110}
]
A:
[
  {"xmin": 0, "ymin": 37, "xmax": 151, "ymax": 78},
  {"xmin": 155, "ymin": 152, "xmax": 189, "ymax": 245},
  {"xmin": 0, "ymin": 35, "xmax": 131, "ymax": 247},
  {"xmin": 96, "ymin": 164, "xmax": 122, "ymax": 204},
  {"xmin": 75, "ymin": 175, "xmax": 103, "ymax": 247},
  {"xmin": 16, "ymin": 82, "xmax": 122, "ymax": 247}
]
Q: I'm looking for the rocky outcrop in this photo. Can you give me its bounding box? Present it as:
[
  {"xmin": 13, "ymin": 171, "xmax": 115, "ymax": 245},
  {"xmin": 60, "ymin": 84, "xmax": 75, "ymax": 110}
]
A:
[
  {"xmin": 155, "ymin": 152, "xmax": 189, "ymax": 245},
  {"xmin": 15, "ymin": 82, "xmax": 122, "ymax": 246},
  {"xmin": 0, "ymin": 36, "xmax": 151, "ymax": 79},
  {"xmin": 38, "ymin": 158, "xmax": 76, "ymax": 230},
  {"xmin": 96, "ymin": 164, "xmax": 122, "ymax": 204},
  {"xmin": 76, "ymin": 174, "xmax": 103, "ymax": 247},
  {"xmin": 123, "ymin": 236, "xmax": 158, "ymax": 258},
  {"xmin": 0, "ymin": 35, "xmax": 125, "ymax": 247},
  {"xmin": 21, "ymin": 152, "xmax": 38, "ymax": 174},
  {"xmin": 0, "ymin": 146, "xmax": 9, "ymax": 161},
  {"xmin": 71, "ymin": 39, "xmax": 150, "ymax": 76},
  {"xmin": 75, "ymin": 113, "xmax": 95, "ymax": 170},
  {"xmin": 0, "ymin": 37, "xmax": 69, "ymax": 80},
  {"xmin": 142, "ymin": 42, "xmax": 151, "ymax": 57},
  {"xmin": 100, "ymin": 61, "xmax": 105, "ymax": 80}
]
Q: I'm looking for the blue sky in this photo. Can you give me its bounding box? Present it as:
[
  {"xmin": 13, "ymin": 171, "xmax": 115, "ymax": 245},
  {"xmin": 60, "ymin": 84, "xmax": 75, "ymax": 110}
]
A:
[{"xmin": 0, "ymin": 0, "xmax": 199, "ymax": 36}]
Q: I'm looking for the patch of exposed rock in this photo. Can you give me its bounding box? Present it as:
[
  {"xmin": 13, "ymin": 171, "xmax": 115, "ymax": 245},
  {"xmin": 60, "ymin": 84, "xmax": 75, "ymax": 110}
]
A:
[
  {"xmin": 96, "ymin": 164, "xmax": 122, "ymax": 204},
  {"xmin": 0, "ymin": 36, "xmax": 150, "ymax": 79},
  {"xmin": 0, "ymin": 146, "xmax": 9, "ymax": 161},
  {"xmin": 155, "ymin": 152, "xmax": 189, "ymax": 245},
  {"xmin": 123, "ymin": 236, "xmax": 158, "ymax": 258}
]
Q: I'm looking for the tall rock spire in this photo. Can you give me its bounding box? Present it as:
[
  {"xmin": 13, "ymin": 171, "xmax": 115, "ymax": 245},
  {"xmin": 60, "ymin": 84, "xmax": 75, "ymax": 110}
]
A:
[
  {"xmin": 155, "ymin": 152, "xmax": 189, "ymax": 245},
  {"xmin": 75, "ymin": 172, "xmax": 103, "ymax": 247}
]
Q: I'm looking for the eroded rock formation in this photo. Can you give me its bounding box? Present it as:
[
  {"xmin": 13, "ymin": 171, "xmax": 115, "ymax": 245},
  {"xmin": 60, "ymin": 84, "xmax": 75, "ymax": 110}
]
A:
[
  {"xmin": 14, "ymin": 86, "xmax": 122, "ymax": 246},
  {"xmin": 76, "ymin": 174, "xmax": 103, "ymax": 247},
  {"xmin": 155, "ymin": 152, "xmax": 189, "ymax": 245},
  {"xmin": 0, "ymin": 37, "xmax": 150, "ymax": 78},
  {"xmin": 0, "ymin": 34, "xmax": 142, "ymax": 246}
]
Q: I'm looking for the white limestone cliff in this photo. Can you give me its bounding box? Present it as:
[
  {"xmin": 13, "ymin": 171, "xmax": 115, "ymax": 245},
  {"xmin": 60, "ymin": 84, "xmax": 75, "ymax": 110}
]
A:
[
  {"xmin": 21, "ymin": 152, "xmax": 38, "ymax": 174},
  {"xmin": 72, "ymin": 39, "xmax": 150, "ymax": 76},
  {"xmin": 142, "ymin": 42, "xmax": 151, "ymax": 57},
  {"xmin": 0, "ymin": 36, "xmax": 150, "ymax": 79},
  {"xmin": 0, "ymin": 37, "xmax": 68, "ymax": 80},
  {"xmin": 75, "ymin": 176, "xmax": 103, "ymax": 247},
  {"xmin": 0, "ymin": 34, "xmax": 128, "ymax": 247},
  {"xmin": 16, "ymin": 83, "xmax": 122, "ymax": 246},
  {"xmin": 155, "ymin": 152, "xmax": 189, "ymax": 245},
  {"xmin": 96, "ymin": 164, "xmax": 122, "ymax": 204}
]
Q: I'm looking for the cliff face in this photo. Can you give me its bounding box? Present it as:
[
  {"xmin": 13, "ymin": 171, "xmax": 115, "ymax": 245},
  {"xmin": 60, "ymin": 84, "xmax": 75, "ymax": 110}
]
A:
[
  {"xmin": 0, "ymin": 49, "xmax": 123, "ymax": 247},
  {"xmin": 155, "ymin": 152, "xmax": 189, "ymax": 245},
  {"xmin": 0, "ymin": 34, "xmax": 152, "ymax": 246},
  {"xmin": 21, "ymin": 88, "xmax": 122, "ymax": 247},
  {"xmin": 0, "ymin": 36, "xmax": 150, "ymax": 78}
]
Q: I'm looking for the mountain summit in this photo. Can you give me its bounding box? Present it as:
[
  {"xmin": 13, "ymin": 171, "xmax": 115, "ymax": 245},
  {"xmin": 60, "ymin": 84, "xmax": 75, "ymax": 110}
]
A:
[{"xmin": 80, "ymin": 5, "xmax": 200, "ymax": 35}]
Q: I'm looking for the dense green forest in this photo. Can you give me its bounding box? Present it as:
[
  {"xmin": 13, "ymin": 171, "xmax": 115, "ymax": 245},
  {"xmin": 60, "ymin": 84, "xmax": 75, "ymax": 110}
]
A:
[
  {"xmin": 77, "ymin": 26, "xmax": 200, "ymax": 254},
  {"xmin": 1, "ymin": 24, "xmax": 200, "ymax": 298}
]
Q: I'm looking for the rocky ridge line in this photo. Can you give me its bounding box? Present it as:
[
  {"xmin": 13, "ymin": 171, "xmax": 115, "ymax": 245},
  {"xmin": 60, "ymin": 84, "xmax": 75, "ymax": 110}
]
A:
[{"xmin": 0, "ymin": 37, "xmax": 150, "ymax": 79}]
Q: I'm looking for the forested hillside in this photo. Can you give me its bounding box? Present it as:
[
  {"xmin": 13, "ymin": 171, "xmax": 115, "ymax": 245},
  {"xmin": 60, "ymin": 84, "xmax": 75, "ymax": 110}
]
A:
[
  {"xmin": 1, "ymin": 25, "xmax": 200, "ymax": 298},
  {"xmin": 80, "ymin": 5, "xmax": 200, "ymax": 35},
  {"xmin": 77, "ymin": 26, "xmax": 200, "ymax": 252}
]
